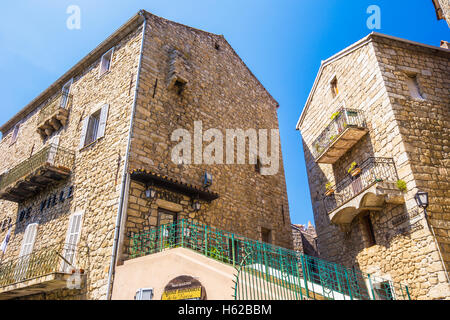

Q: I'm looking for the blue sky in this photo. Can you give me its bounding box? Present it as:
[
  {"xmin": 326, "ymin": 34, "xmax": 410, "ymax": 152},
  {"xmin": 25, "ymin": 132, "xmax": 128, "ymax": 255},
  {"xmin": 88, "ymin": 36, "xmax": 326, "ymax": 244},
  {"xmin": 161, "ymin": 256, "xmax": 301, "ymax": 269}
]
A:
[{"xmin": 0, "ymin": 1, "xmax": 448, "ymax": 226}]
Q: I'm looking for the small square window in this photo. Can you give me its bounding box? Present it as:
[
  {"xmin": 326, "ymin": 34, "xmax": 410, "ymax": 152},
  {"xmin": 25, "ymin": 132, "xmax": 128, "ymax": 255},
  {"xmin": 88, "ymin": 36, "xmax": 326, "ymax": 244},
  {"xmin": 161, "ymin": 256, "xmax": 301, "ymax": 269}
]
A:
[
  {"xmin": 99, "ymin": 48, "xmax": 113, "ymax": 77},
  {"xmin": 84, "ymin": 110, "xmax": 101, "ymax": 147},
  {"xmin": 405, "ymin": 74, "xmax": 424, "ymax": 100},
  {"xmin": 261, "ymin": 228, "xmax": 272, "ymax": 244},
  {"xmin": 330, "ymin": 77, "xmax": 339, "ymax": 99},
  {"xmin": 10, "ymin": 123, "xmax": 21, "ymax": 145}
]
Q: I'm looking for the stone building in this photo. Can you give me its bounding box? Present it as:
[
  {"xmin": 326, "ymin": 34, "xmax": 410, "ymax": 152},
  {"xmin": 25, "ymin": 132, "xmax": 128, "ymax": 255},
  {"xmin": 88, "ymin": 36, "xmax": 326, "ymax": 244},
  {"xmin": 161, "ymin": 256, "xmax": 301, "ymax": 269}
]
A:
[
  {"xmin": 0, "ymin": 10, "xmax": 292, "ymax": 300},
  {"xmin": 296, "ymin": 32, "xmax": 450, "ymax": 299},
  {"xmin": 432, "ymin": 0, "xmax": 450, "ymax": 26},
  {"xmin": 292, "ymin": 222, "xmax": 319, "ymax": 257}
]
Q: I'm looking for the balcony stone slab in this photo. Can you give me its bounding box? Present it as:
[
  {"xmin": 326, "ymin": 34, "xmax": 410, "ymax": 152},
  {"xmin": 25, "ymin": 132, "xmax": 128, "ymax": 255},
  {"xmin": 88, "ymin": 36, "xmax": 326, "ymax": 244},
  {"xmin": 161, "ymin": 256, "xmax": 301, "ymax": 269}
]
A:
[
  {"xmin": 317, "ymin": 127, "xmax": 369, "ymax": 164},
  {"xmin": 0, "ymin": 272, "xmax": 85, "ymax": 300},
  {"xmin": 329, "ymin": 181, "xmax": 405, "ymax": 226}
]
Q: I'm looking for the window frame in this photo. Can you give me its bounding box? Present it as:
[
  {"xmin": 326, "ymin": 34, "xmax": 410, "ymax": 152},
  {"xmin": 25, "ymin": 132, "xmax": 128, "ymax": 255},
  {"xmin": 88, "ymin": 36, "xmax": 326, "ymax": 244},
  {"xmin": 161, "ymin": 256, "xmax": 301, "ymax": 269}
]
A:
[
  {"xmin": 79, "ymin": 104, "xmax": 109, "ymax": 150},
  {"xmin": 10, "ymin": 122, "xmax": 21, "ymax": 146},
  {"xmin": 98, "ymin": 47, "xmax": 114, "ymax": 78}
]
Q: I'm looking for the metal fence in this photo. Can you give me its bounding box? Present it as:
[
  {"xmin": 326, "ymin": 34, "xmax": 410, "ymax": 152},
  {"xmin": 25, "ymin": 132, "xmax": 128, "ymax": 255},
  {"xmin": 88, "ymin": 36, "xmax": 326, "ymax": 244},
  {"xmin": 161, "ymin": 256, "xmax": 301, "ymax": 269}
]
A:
[
  {"xmin": 128, "ymin": 219, "xmax": 411, "ymax": 300},
  {"xmin": 324, "ymin": 157, "xmax": 399, "ymax": 214},
  {"xmin": 0, "ymin": 144, "xmax": 75, "ymax": 192},
  {"xmin": 0, "ymin": 243, "xmax": 81, "ymax": 288},
  {"xmin": 312, "ymin": 108, "xmax": 367, "ymax": 160},
  {"xmin": 38, "ymin": 92, "xmax": 72, "ymax": 126}
]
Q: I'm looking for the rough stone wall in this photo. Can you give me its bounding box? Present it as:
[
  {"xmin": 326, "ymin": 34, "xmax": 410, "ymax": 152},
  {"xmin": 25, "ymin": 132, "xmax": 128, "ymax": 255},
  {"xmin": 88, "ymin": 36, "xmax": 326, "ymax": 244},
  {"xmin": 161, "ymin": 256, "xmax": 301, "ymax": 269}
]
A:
[
  {"xmin": 292, "ymin": 224, "xmax": 319, "ymax": 257},
  {"xmin": 298, "ymin": 35, "xmax": 450, "ymax": 299},
  {"xmin": 372, "ymin": 36, "xmax": 450, "ymax": 298},
  {"xmin": 122, "ymin": 12, "xmax": 292, "ymax": 256},
  {"xmin": 0, "ymin": 25, "xmax": 143, "ymax": 300},
  {"xmin": 435, "ymin": 0, "xmax": 450, "ymax": 26}
]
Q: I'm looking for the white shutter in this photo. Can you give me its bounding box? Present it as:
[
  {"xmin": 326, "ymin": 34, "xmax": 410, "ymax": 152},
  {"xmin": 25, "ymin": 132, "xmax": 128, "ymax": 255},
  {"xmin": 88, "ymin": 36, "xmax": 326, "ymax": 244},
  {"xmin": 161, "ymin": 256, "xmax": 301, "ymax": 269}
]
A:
[
  {"xmin": 79, "ymin": 117, "xmax": 90, "ymax": 150},
  {"xmin": 47, "ymin": 135, "xmax": 60, "ymax": 165},
  {"xmin": 19, "ymin": 223, "xmax": 38, "ymax": 258},
  {"xmin": 62, "ymin": 211, "xmax": 84, "ymax": 272},
  {"xmin": 15, "ymin": 223, "xmax": 38, "ymax": 281},
  {"xmin": 96, "ymin": 104, "xmax": 109, "ymax": 140}
]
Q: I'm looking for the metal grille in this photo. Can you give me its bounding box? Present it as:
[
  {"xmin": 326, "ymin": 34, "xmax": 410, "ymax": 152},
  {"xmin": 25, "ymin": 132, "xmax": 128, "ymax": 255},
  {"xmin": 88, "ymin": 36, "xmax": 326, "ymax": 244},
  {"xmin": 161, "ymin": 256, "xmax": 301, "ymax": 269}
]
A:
[
  {"xmin": 312, "ymin": 109, "xmax": 367, "ymax": 160},
  {"xmin": 0, "ymin": 243, "xmax": 81, "ymax": 288},
  {"xmin": 324, "ymin": 157, "xmax": 399, "ymax": 214},
  {"xmin": 128, "ymin": 219, "xmax": 411, "ymax": 300},
  {"xmin": 0, "ymin": 144, "xmax": 75, "ymax": 192}
]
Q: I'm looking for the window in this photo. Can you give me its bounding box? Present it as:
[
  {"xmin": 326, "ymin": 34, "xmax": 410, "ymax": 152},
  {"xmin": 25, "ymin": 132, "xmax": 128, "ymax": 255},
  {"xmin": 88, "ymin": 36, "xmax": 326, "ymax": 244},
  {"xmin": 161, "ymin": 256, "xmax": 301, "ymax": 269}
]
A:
[
  {"xmin": 15, "ymin": 223, "xmax": 38, "ymax": 280},
  {"xmin": 374, "ymin": 281, "xmax": 394, "ymax": 300},
  {"xmin": 61, "ymin": 79, "xmax": 73, "ymax": 108},
  {"xmin": 261, "ymin": 228, "xmax": 272, "ymax": 244},
  {"xmin": 10, "ymin": 123, "xmax": 21, "ymax": 145},
  {"xmin": 62, "ymin": 211, "xmax": 84, "ymax": 272},
  {"xmin": 99, "ymin": 48, "xmax": 114, "ymax": 77},
  {"xmin": 361, "ymin": 213, "xmax": 376, "ymax": 247},
  {"xmin": 79, "ymin": 104, "xmax": 109, "ymax": 149},
  {"xmin": 330, "ymin": 77, "xmax": 339, "ymax": 99},
  {"xmin": 405, "ymin": 74, "xmax": 424, "ymax": 100}
]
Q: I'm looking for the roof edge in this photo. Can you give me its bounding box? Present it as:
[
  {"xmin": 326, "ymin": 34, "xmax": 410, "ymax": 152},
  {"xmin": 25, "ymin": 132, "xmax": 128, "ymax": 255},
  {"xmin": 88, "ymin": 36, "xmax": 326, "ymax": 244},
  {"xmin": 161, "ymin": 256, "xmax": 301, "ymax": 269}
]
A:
[
  {"xmin": 296, "ymin": 32, "xmax": 450, "ymax": 130},
  {"xmin": 0, "ymin": 10, "xmax": 145, "ymax": 135}
]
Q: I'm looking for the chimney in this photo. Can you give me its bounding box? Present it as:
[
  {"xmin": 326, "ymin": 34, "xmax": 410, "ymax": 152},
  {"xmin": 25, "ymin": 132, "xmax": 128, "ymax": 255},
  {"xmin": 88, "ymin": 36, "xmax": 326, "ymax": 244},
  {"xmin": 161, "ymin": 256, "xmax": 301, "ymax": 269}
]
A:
[{"xmin": 441, "ymin": 40, "xmax": 449, "ymax": 49}]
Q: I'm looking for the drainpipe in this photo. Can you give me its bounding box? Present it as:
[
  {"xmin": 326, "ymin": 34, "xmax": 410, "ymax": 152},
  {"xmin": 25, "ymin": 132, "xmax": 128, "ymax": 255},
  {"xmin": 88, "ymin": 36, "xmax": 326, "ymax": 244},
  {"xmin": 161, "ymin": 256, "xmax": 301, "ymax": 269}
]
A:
[{"xmin": 105, "ymin": 10, "xmax": 147, "ymax": 300}]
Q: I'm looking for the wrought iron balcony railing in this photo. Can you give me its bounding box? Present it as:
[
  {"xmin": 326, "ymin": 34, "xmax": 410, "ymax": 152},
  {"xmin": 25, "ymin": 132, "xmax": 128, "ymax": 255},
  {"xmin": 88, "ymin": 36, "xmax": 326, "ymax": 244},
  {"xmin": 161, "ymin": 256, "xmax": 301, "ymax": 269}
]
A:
[
  {"xmin": 37, "ymin": 92, "xmax": 72, "ymax": 139},
  {"xmin": 312, "ymin": 108, "xmax": 368, "ymax": 163},
  {"xmin": 0, "ymin": 243, "xmax": 82, "ymax": 289},
  {"xmin": 0, "ymin": 144, "xmax": 75, "ymax": 202},
  {"xmin": 128, "ymin": 219, "xmax": 411, "ymax": 300},
  {"xmin": 323, "ymin": 157, "xmax": 399, "ymax": 214}
]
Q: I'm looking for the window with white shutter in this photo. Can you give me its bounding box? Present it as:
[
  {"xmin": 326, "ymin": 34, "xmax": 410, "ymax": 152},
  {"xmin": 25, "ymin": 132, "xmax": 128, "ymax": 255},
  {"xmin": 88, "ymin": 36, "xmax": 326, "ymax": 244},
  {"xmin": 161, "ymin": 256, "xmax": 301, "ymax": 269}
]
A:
[
  {"xmin": 61, "ymin": 79, "xmax": 73, "ymax": 108},
  {"xmin": 15, "ymin": 223, "xmax": 38, "ymax": 281},
  {"xmin": 79, "ymin": 104, "xmax": 109, "ymax": 150},
  {"xmin": 10, "ymin": 123, "xmax": 21, "ymax": 145},
  {"xmin": 99, "ymin": 48, "xmax": 114, "ymax": 77},
  {"xmin": 61, "ymin": 211, "xmax": 84, "ymax": 272}
]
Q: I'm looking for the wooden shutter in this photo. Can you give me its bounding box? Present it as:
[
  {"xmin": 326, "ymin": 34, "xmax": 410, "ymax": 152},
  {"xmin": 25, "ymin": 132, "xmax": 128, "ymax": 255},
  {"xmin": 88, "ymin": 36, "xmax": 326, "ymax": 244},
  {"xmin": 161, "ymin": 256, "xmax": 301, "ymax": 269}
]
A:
[
  {"xmin": 96, "ymin": 104, "xmax": 109, "ymax": 140},
  {"xmin": 19, "ymin": 223, "xmax": 38, "ymax": 258},
  {"xmin": 79, "ymin": 117, "xmax": 89, "ymax": 150},
  {"xmin": 62, "ymin": 211, "xmax": 83, "ymax": 272}
]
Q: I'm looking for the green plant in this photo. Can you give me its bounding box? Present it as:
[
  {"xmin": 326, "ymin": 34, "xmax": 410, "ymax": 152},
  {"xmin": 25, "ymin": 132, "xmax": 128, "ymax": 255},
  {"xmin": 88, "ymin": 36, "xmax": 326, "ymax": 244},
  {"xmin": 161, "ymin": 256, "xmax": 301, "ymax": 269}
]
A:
[
  {"xmin": 330, "ymin": 135, "xmax": 336, "ymax": 141},
  {"xmin": 325, "ymin": 182, "xmax": 333, "ymax": 190},
  {"xmin": 209, "ymin": 246, "xmax": 223, "ymax": 261},
  {"xmin": 347, "ymin": 162, "xmax": 358, "ymax": 174},
  {"xmin": 396, "ymin": 180, "xmax": 407, "ymax": 192},
  {"xmin": 330, "ymin": 111, "xmax": 341, "ymax": 121}
]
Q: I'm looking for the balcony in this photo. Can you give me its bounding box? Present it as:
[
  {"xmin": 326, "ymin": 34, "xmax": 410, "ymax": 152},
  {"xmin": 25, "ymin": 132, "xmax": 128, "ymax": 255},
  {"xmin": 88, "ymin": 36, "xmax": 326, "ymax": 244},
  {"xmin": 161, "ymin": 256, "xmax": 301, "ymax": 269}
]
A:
[
  {"xmin": 312, "ymin": 109, "xmax": 368, "ymax": 164},
  {"xmin": 0, "ymin": 243, "xmax": 85, "ymax": 300},
  {"xmin": 324, "ymin": 158, "xmax": 405, "ymax": 226},
  {"xmin": 0, "ymin": 144, "xmax": 75, "ymax": 203},
  {"xmin": 37, "ymin": 92, "xmax": 72, "ymax": 139}
]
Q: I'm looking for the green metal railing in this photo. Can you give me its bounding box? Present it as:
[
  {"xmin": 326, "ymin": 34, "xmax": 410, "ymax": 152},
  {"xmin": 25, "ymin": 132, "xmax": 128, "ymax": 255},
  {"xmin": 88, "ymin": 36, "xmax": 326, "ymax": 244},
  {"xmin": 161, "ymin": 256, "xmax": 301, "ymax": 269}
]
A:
[
  {"xmin": 0, "ymin": 243, "xmax": 80, "ymax": 288},
  {"xmin": 128, "ymin": 220, "xmax": 411, "ymax": 300},
  {"xmin": 38, "ymin": 92, "xmax": 72, "ymax": 126},
  {"xmin": 0, "ymin": 144, "xmax": 75, "ymax": 192}
]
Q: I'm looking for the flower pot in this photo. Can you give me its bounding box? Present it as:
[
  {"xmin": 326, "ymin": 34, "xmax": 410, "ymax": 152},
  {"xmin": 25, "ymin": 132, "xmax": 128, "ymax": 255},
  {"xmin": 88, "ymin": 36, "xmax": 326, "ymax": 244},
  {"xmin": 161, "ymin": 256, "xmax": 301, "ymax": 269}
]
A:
[
  {"xmin": 350, "ymin": 167, "xmax": 361, "ymax": 177},
  {"xmin": 325, "ymin": 188, "xmax": 335, "ymax": 196}
]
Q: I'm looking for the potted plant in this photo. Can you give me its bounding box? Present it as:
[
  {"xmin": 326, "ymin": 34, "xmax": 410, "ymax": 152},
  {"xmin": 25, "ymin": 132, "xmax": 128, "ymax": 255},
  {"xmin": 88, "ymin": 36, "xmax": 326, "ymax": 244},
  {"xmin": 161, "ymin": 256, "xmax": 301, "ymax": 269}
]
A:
[
  {"xmin": 330, "ymin": 111, "xmax": 341, "ymax": 121},
  {"xmin": 325, "ymin": 182, "xmax": 335, "ymax": 196},
  {"xmin": 348, "ymin": 162, "xmax": 361, "ymax": 177},
  {"xmin": 396, "ymin": 180, "xmax": 407, "ymax": 192}
]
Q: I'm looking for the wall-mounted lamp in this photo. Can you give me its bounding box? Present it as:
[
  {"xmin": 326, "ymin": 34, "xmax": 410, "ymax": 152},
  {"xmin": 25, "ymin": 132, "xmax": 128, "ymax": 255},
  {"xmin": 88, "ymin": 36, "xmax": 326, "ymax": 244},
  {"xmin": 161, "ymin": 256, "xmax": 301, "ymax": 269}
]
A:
[
  {"xmin": 144, "ymin": 183, "xmax": 157, "ymax": 200},
  {"xmin": 414, "ymin": 190, "xmax": 429, "ymax": 210},
  {"xmin": 203, "ymin": 171, "xmax": 213, "ymax": 188}
]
